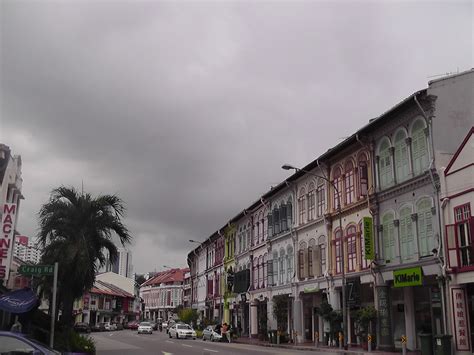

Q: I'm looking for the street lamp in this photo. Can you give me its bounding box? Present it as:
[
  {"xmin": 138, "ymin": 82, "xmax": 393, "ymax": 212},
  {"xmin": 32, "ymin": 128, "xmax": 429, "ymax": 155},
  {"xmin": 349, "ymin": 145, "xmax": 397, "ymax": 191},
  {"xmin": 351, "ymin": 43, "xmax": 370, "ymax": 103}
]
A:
[{"xmin": 282, "ymin": 163, "xmax": 347, "ymax": 349}]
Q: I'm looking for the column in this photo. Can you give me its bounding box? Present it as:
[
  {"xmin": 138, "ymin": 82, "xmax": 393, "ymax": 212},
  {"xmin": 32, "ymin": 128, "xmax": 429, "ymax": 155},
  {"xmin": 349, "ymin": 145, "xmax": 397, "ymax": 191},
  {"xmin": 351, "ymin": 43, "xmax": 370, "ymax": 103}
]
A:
[
  {"xmin": 250, "ymin": 300, "xmax": 258, "ymax": 338},
  {"xmin": 404, "ymin": 287, "xmax": 416, "ymax": 351},
  {"xmin": 376, "ymin": 284, "xmax": 394, "ymax": 350},
  {"xmin": 293, "ymin": 297, "xmax": 303, "ymax": 343}
]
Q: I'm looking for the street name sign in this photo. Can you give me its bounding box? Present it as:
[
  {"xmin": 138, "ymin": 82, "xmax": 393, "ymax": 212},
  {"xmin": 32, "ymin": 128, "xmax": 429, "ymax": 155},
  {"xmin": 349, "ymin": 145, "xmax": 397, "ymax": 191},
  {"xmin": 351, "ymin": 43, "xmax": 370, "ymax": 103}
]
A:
[{"xmin": 19, "ymin": 265, "xmax": 54, "ymax": 276}]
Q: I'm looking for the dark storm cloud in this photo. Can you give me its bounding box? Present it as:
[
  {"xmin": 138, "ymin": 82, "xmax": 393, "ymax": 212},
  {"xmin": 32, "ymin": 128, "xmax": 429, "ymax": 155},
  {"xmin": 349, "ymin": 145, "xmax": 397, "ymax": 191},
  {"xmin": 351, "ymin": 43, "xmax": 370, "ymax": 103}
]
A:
[{"xmin": 1, "ymin": 0, "xmax": 472, "ymax": 272}]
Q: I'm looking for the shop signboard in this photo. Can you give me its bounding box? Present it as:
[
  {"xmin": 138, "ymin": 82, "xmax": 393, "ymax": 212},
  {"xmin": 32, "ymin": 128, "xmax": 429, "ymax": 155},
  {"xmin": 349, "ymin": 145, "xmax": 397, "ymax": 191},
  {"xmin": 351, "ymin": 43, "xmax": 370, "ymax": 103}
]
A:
[
  {"xmin": 1, "ymin": 203, "xmax": 17, "ymax": 282},
  {"xmin": 451, "ymin": 288, "xmax": 471, "ymax": 351},
  {"xmin": 393, "ymin": 267, "xmax": 423, "ymax": 287},
  {"xmin": 303, "ymin": 286, "xmax": 319, "ymax": 293},
  {"xmin": 363, "ymin": 217, "xmax": 374, "ymax": 260},
  {"xmin": 346, "ymin": 278, "xmax": 360, "ymax": 308}
]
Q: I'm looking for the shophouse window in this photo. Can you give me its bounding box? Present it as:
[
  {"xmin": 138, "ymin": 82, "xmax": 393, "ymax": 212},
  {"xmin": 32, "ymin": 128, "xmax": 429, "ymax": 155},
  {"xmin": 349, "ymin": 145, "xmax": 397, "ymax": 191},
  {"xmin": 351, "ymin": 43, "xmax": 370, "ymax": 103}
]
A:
[
  {"xmin": 359, "ymin": 222, "xmax": 369, "ymax": 269},
  {"xmin": 272, "ymin": 251, "xmax": 278, "ymax": 286},
  {"xmin": 344, "ymin": 161, "xmax": 355, "ymax": 205},
  {"xmin": 247, "ymin": 222, "xmax": 252, "ymax": 249},
  {"xmin": 262, "ymin": 211, "xmax": 266, "ymax": 241},
  {"xmin": 417, "ymin": 198, "xmax": 434, "ymax": 257},
  {"xmin": 317, "ymin": 179, "xmax": 326, "ymax": 216},
  {"xmin": 298, "ymin": 241, "xmax": 307, "ymax": 280},
  {"xmin": 308, "ymin": 183, "xmax": 315, "ymax": 221},
  {"xmin": 358, "ymin": 153, "xmax": 368, "ymax": 198},
  {"xmin": 308, "ymin": 239, "xmax": 315, "ymax": 278},
  {"xmin": 394, "ymin": 129, "xmax": 409, "ymax": 182},
  {"xmin": 400, "ymin": 206, "xmax": 415, "ymax": 260},
  {"xmin": 382, "ymin": 212, "xmax": 395, "ymax": 262},
  {"xmin": 280, "ymin": 204, "xmax": 288, "ymax": 231},
  {"xmin": 258, "ymin": 255, "xmax": 263, "ymax": 288},
  {"xmin": 238, "ymin": 227, "xmax": 243, "ymax": 254},
  {"xmin": 279, "ymin": 248, "xmax": 286, "ymax": 284},
  {"xmin": 253, "ymin": 258, "xmax": 258, "ymax": 289},
  {"xmin": 334, "ymin": 229, "xmax": 343, "ymax": 274},
  {"xmin": 378, "ymin": 138, "xmax": 393, "ymax": 189},
  {"xmin": 255, "ymin": 221, "xmax": 260, "ymax": 245},
  {"xmin": 273, "ymin": 207, "xmax": 280, "ymax": 235},
  {"xmin": 332, "ymin": 167, "xmax": 343, "ymax": 210},
  {"xmin": 287, "ymin": 199, "xmax": 293, "ymax": 228},
  {"xmin": 411, "ymin": 118, "xmax": 429, "ymax": 176},
  {"xmin": 319, "ymin": 235, "xmax": 326, "ymax": 275},
  {"xmin": 298, "ymin": 188, "xmax": 306, "ymax": 224},
  {"xmin": 263, "ymin": 253, "xmax": 267, "ymax": 287},
  {"xmin": 267, "ymin": 213, "xmax": 273, "ymax": 238},
  {"xmin": 347, "ymin": 225, "xmax": 357, "ymax": 272},
  {"xmin": 455, "ymin": 204, "xmax": 472, "ymax": 267},
  {"xmin": 286, "ymin": 246, "xmax": 293, "ymax": 282}
]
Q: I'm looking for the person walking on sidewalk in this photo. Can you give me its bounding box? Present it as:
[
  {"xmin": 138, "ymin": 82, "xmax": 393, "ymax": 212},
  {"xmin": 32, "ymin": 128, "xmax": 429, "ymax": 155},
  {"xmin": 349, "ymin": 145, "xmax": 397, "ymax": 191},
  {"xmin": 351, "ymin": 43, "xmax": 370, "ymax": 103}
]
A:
[{"xmin": 222, "ymin": 322, "xmax": 231, "ymax": 343}]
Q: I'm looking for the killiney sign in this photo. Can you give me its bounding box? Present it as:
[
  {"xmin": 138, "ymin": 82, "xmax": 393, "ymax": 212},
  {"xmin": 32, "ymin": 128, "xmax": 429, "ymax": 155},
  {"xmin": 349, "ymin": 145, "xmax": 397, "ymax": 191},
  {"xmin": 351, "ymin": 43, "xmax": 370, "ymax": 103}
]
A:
[{"xmin": 393, "ymin": 267, "xmax": 423, "ymax": 287}]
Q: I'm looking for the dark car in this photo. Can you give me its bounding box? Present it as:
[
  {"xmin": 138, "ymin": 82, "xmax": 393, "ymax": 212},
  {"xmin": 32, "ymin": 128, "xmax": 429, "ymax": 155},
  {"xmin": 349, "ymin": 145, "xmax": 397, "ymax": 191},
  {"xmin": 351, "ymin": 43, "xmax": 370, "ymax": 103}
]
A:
[
  {"xmin": 74, "ymin": 322, "xmax": 91, "ymax": 333},
  {"xmin": 127, "ymin": 320, "xmax": 139, "ymax": 330},
  {"xmin": 0, "ymin": 331, "xmax": 60, "ymax": 354}
]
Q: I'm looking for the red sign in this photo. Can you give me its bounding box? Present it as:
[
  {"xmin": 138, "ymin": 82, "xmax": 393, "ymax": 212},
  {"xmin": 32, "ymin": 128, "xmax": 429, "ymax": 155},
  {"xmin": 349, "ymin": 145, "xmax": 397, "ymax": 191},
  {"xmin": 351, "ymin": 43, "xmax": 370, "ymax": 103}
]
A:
[
  {"xmin": 16, "ymin": 235, "xmax": 28, "ymax": 246},
  {"xmin": 1, "ymin": 203, "xmax": 17, "ymax": 281},
  {"xmin": 451, "ymin": 288, "xmax": 471, "ymax": 351}
]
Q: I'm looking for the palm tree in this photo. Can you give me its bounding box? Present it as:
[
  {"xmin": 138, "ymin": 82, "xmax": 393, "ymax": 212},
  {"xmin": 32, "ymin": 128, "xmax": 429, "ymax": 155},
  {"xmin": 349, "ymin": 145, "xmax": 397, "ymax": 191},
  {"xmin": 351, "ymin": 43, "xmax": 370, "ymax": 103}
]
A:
[{"xmin": 37, "ymin": 186, "xmax": 131, "ymax": 328}]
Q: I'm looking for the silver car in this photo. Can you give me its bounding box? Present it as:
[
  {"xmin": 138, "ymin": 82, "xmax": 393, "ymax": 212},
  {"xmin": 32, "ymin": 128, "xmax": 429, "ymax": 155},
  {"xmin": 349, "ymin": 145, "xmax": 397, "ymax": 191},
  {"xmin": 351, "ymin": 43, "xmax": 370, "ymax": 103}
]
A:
[
  {"xmin": 137, "ymin": 321, "xmax": 153, "ymax": 334},
  {"xmin": 202, "ymin": 325, "xmax": 222, "ymax": 342}
]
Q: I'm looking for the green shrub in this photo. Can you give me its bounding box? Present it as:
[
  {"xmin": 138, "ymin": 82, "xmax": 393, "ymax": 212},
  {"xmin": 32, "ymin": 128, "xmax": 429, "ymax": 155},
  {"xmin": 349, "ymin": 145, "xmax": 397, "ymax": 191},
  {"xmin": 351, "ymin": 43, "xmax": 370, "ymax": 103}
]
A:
[
  {"xmin": 195, "ymin": 330, "xmax": 203, "ymax": 338},
  {"xmin": 55, "ymin": 330, "xmax": 96, "ymax": 354}
]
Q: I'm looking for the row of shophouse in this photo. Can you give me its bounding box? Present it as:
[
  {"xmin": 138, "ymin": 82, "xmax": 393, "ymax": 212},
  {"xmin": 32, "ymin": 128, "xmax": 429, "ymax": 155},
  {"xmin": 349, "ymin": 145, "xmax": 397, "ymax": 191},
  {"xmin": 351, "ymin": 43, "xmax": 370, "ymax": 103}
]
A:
[{"xmin": 187, "ymin": 69, "xmax": 473, "ymax": 353}]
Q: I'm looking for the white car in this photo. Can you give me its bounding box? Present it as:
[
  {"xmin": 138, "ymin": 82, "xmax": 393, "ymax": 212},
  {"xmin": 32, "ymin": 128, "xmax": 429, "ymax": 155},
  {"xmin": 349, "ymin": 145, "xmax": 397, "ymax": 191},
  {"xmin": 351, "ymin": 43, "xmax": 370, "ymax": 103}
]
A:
[
  {"xmin": 104, "ymin": 322, "xmax": 117, "ymax": 331},
  {"xmin": 168, "ymin": 323, "xmax": 197, "ymax": 339},
  {"xmin": 202, "ymin": 325, "xmax": 223, "ymax": 342},
  {"xmin": 137, "ymin": 321, "xmax": 153, "ymax": 334}
]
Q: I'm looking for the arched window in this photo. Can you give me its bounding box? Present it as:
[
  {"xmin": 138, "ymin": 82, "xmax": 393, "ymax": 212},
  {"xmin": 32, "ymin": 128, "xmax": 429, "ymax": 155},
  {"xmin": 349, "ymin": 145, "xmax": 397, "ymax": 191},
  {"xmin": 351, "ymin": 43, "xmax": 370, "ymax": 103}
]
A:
[
  {"xmin": 345, "ymin": 161, "xmax": 355, "ymax": 205},
  {"xmin": 252, "ymin": 257, "xmax": 258, "ymax": 289},
  {"xmin": 334, "ymin": 229, "xmax": 343, "ymax": 274},
  {"xmin": 263, "ymin": 253, "xmax": 268, "ymax": 288},
  {"xmin": 261, "ymin": 210, "xmax": 266, "ymax": 241},
  {"xmin": 298, "ymin": 188, "xmax": 306, "ymax": 224},
  {"xmin": 308, "ymin": 239, "xmax": 315, "ymax": 278},
  {"xmin": 272, "ymin": 251, "xmax": 278, "ymax": 286},
  {"xmin": 411, "ymin": 119, "xmax": 428, "ymax": 175},
  {"xmin": 267, "ymin": 212, "xmax": 273, "ymax": 238},
  {"xmin": 317, "ymin": 179, "xmax": 326, "ymax": 216},
  {"xmin": 247, "ymin": 222, "xmax": 252, "ymax": 249},
  {"xmin": 286, "ymin": 246, "xmax": 293, "ymax": 282},
  {"xmin": 258, "ymin": 255, "xmax": 263, "ymax": 288},
  {"xmin": 358, "ymin": 153, "xmax": 369, "ymax": 198},
  {"xmin": 308, "ymin": 182, "xmax": 315, "ymax": 221},
  {"xmin": 333, "ymin": 167, "xmax": 343, "ymax": 210},
  {"xmin": 394, "ymin": 130, "xmax": 409, "ymax": 182},
  {"xmin": 287, "ymin": 198, "xmax": 293, "ymax": 228},
  {"xmin": 318, "ymin": 235, "xmax": 326, "ymax": 275},
  {"xmin": 417, "ymin": 198, "xmax": 434, "ymax": 256},
  {"xmin": 298, "ymin": 241, "xmax": 307, "ymax": 280},
  {"xmin": 378, "ymin": 139, "xmax": 393, "ymax": 189},
  {"xmin": 382, "ymin": 212, "xmax": 395, "ymax": 262},
  {"xmin": 400, "ymin": 206, "xmax": 414, "ymax": 260},
  {"xmin": 346, "ymin": 225, "xmax": 357, "ymax": 272},
  {"xmin": 280, "ymin": 204, "xmax": 288, "ymax": 231},
  {"xmin": 279, "ymin": 248, "xmax": 286, "ymax": 284},
  {"xmin": 255, "ymin": 220, "xmax": 260, "ymax": 246},
  {"xmin": 273, "ymin": 207, "xmax": 280, "ymax": 235}
]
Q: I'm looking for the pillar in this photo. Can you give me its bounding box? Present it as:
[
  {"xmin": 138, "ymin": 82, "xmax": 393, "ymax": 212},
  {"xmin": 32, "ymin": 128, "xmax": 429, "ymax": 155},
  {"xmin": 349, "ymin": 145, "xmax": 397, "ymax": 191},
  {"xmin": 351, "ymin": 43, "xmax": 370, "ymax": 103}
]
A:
[
  {"xmin": 250, "ymin": 301, "xmax": 258, "ymax": 338},
  {"xmin": 293, "ymin": 297, "xmax": 303, "ymax": 343},
  {"xmin": 376, "ymin": 284, "xmax": 394, "ymax": 350},
  {"xmin": 404, "ymin": 287, "xmax": 416, "ymax": 351},
  {"xmin": 223, "ymin": 297, "xmax": 230, "ymax": 324}
]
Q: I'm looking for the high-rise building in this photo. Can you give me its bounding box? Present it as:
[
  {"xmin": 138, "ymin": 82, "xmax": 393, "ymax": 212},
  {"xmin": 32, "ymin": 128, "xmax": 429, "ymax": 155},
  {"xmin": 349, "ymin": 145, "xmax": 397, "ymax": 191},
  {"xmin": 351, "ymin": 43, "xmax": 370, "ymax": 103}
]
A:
[
  {"xmin": 13, "ymin": 235, "xmax": 41, "ymax": 264},
  {"xmin": 98, "ymin": 247, "xmax": 133, "ymax": 279}
]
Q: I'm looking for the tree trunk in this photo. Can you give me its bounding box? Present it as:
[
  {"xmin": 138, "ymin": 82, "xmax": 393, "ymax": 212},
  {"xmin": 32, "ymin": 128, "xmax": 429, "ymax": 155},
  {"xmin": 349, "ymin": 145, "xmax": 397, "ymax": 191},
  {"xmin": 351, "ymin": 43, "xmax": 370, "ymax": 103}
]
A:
[{"xmin": 61, "ymin": 291, "xmax": 75, "ymax": 329}]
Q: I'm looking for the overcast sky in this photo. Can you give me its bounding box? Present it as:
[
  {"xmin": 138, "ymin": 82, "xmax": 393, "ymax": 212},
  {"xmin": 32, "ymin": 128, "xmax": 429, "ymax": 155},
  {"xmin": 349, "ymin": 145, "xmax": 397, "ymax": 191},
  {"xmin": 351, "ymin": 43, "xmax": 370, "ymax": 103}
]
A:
[{"xmin": 1, "ymin": 0, "xmax": 472, "ymax": 274}]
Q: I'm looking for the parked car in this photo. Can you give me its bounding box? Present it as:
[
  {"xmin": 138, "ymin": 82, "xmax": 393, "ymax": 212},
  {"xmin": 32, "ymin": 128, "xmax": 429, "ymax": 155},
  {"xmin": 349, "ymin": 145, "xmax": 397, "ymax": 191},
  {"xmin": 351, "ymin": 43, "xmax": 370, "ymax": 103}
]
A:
[
  {"xmin": 103, "ymin": 322, "xmax": 117, "ymax": 331},
  {"xmin": 137, "ymin": 321, "xmax": 153, "ymax": 334},
  {"xmin": 73, "ymin": 322, "xmax": 91, "ymax": 333},
  {"xmin": 0, "ymin": 331, "xmax": 61, "ymax": 354},
  {"xmin": 168, "ymin": 323, "xmax": 196, "ymax": 340},
  {"xmin": 202, "ymin": 325, "xmax": 222, "ymax": 342},
  {"xmin": 112, "ymin": 321, "xmax": 123, "ymax": 330},
  {"xmin": 92, "ymin": 323, "xmax": 106, "ymax": 332},
  {"xmin": 127, "ymin": 320, "xmax": 139, "ymax": 330}
]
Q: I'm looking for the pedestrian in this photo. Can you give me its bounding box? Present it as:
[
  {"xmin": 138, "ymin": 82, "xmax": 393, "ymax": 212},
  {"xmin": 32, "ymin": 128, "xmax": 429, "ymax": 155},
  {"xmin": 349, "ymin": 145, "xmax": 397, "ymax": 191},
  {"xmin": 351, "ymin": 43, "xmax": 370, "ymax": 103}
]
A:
[{"xmin": 222, "ymin": 322, "xmax": 231, "ymax": 343}]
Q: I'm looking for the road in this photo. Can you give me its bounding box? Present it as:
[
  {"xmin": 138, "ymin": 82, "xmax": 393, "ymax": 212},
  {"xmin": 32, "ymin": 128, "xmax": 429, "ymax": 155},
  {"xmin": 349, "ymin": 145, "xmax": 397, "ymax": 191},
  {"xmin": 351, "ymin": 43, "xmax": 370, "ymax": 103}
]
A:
[{"xmin": 92, "ymin": 330, "xmax": 350, "ymax": 355}]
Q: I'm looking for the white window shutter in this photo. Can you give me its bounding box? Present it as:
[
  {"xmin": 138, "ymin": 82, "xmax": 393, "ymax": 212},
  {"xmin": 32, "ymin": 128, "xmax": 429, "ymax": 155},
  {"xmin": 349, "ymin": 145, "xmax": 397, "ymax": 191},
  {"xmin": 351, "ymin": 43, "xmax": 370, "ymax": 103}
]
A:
[{"xmin": 314, "ymin": 245, "xmax": 321, "ymax": 277}]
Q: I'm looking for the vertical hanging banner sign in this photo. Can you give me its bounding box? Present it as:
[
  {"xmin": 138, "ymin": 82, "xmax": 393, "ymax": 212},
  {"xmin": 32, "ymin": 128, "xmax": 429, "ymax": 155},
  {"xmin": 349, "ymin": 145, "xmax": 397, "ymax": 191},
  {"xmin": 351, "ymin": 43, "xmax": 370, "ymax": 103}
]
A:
[
  {"xmin": 363, "ymin": 217, "xmax": 374, "ymax": 260},
  {"xmin": 452, "ymin": 288, "xmax": 471, "ymax": 351},
  {"xmin": 1, "ymin": 203, "xmax": 17, "ymax": 282}
]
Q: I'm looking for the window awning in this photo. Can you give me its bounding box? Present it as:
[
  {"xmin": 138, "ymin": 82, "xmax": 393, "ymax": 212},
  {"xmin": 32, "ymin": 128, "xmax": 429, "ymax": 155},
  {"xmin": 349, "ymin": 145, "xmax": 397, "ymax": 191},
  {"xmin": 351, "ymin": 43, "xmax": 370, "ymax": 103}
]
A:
[{"xmin": 0, "ymin": 287, "xmax": 38, "ymax": 313}]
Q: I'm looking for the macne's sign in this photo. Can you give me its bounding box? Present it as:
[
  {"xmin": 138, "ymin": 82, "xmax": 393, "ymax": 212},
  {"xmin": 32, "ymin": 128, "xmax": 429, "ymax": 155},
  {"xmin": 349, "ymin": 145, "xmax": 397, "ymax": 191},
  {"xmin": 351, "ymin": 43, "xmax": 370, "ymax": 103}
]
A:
[{"xmin": 393, "ymin": 267, "xmax": 423, "ymax": 288}]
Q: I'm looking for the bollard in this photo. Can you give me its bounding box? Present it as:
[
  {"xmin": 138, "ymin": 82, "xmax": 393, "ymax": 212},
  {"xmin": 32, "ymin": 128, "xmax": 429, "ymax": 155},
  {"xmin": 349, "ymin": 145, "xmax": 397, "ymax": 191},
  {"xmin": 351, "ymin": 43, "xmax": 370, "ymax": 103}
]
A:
[
  {"xmin": 401, "ymin": 335, "xmax": 407, "ymax": 355},
  {"xmin": 314, "ymin": 331, "xmax": 319, "ymax": 347},
  {"xmin": 367, "ymin": 334, "xmax": 372, "ymax": 352},
  {"xmin": 339, "ymin": 332, "xmax": 343, "ymax": 349}
]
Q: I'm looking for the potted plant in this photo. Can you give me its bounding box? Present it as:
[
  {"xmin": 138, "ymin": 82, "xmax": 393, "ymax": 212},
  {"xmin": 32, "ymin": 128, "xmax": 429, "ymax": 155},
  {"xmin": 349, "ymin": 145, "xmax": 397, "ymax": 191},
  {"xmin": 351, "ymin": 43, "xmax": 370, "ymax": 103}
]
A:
[
  {"xmin": 355, "ymin": 306, "xmax": 377, "ymax": 350},
  {"xmin": 315, "ymin": 299, "xmax": 342, "ymax": 347}
]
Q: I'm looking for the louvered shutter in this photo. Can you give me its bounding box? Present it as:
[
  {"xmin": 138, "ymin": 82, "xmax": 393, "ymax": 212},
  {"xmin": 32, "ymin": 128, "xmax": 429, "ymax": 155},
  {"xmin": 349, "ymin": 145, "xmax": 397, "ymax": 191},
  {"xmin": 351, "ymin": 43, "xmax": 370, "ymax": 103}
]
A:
[
  {"xmin": 303, "ymin": 248, "xmax": 308, "ymax": 279},
  {"xmin": 267, "ymin": 260, "xmax": 273, "ymax": 286},
  {"xmin": 314, "ymin": 245, "xmax": 321, "ymax": 277}
]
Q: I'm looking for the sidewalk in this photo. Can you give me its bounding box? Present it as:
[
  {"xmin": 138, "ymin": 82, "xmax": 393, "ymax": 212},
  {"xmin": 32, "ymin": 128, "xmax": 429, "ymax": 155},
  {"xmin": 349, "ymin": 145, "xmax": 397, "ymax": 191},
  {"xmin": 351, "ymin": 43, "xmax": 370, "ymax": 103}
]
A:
[{"xmin": 234, "ymin": 337, "xmax": 421, "ymax": 355}]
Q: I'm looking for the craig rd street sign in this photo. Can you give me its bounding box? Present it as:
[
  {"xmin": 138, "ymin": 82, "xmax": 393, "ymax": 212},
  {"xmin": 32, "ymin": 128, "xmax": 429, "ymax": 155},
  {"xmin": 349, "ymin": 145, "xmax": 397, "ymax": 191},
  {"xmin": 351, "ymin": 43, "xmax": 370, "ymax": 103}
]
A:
[{"xmin": 19, "ymin": 265, "xmax": 54, "ymax": 276}]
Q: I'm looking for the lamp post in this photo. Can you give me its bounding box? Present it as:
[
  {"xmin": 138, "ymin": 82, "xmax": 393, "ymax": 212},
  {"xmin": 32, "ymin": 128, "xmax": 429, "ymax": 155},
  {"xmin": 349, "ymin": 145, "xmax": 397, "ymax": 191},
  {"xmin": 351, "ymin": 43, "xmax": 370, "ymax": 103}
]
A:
[{"xmin": 282, "ymin": 163, "xmax": 347, "ymax": 349}]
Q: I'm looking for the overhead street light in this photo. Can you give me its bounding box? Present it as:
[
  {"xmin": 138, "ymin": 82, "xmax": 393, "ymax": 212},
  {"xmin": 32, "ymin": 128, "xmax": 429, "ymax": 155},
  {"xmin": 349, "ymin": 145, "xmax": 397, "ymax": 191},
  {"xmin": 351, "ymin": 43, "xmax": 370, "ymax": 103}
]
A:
[{"xmin": 282, "ymin": 163, "xmax": 347, "ymax": 349}]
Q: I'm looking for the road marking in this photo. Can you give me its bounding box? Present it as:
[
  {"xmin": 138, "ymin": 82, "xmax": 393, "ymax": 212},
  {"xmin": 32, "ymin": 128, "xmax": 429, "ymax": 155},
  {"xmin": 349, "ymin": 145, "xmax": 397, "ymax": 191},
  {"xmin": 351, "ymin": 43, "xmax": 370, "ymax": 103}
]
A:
[
  {"xmin": 181, "ymin": 344, "xmax": 192, "ymax": 348},
  {"xmin": 203, "ymin": 349, "xmax": 218, "ymax": 353},
  {"xmin": 165, "ymin": 340, "xmax": 175, "ymax": 344},
  {"xmin": 161, "ymin": 352, "xmax": 173, "ymax": 355}
]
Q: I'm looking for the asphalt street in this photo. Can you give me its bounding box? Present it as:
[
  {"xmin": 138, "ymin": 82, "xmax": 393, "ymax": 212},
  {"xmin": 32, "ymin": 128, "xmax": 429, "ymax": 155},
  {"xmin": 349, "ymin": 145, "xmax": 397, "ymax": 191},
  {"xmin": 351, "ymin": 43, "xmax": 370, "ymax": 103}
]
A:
[{"xmin": 91, "ymin": 330, "xmax": 352, "ymax": 355}]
